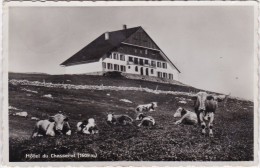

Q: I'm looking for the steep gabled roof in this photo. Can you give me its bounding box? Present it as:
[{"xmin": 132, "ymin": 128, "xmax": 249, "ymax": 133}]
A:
[
  {"xmin": 61, "ymin": 26, "xmax": 180, "ymax": 73},
  {"xmin": 140, "ymin": 30, "xmax": 181, "ymax": 73},
  {"xmin": 60, "ymin": 27, "xmax": 140, "ymax": 66}
]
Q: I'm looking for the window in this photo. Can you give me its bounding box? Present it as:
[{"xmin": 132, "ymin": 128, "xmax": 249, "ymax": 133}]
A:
[
  {"xmin": 128, "ymin": 66, "xmax": 131, "ymax": 69},
  {"xmin": 151, "ymin": 69, "xmax": 154, "ymax": 74},
  {"xmin": 144, "ymin": 60, "xmax": 149, "ymax": 65},
  {"xmin": 163, "ymin": 73, "xmax": 167, "ymax": 78},
  {"xmin": 129, "ymin": 56, "xmax": 133, "ymax": 62},
  {"xmin": 121, "ymin": 65, "xmax": 126, "ymax": 72},
  {"xmin": 134, "ymin": 49, "xmax": 137, "ymax": 53},
  {"xmin": 120, "ymin": 54, "xmax": 125, "ymax": 61},
  {"xmin": 169, "ymin": 73, "xmax": 173, "ymax": 80},
  {"xmin": 145, "ymin": 49, "xmax": 148, "ymax": 55},
  {"xmin": 102, "ymin": 62, "xmax": 106, "ymax": 69},
  {"xmin": 135, "ymin": 66, "xmax": 138, "ymax": 72},
  {"xmin": 162, "ymin": 63, "xmax": 167, "ymax": 69},
  {"xmin": 157, "ymin": 72, "xmax": 162, "ymax": 78},
  {"xmin": 151, "ymin": 61, "xmax": 156, "ymax": 67},
  {"xmin": 157, "ymin": 62, "xmax": 161, "ymax": 68},
  {"xmin": 134, "ymin": 58, "xmax": 138, "ymax": 64},
  {"xmin": 113, "ymin": 53, "xmax": 117, "ymax": 59},
  {"xmin": 139, "ymin": 59, "xmax": 144, "ymax": 65},
  {"xmin": 140, "ymin": 50, "xmax": 142, "ymax": 54},
  {"xmin": 107, "ymin": 63, "xmax": 113, "ymax": 70},
  {"xmin": 114, "ymin": 64, "xmax": 119, "ymax": 71}
]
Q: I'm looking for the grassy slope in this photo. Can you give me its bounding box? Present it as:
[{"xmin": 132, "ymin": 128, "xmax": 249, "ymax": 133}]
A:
[
  {"xmin": 9, "ymin": 73, "xmax": 203, "ymax": 93},
  {"xmin": 8, "ymin": 73, "xmax": 254, "ymax": 161}
]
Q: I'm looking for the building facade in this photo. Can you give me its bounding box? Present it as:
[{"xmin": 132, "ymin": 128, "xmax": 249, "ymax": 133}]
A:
[{"xmin": 61, "ymin": 26, "xmax": 180, "ymax": 81}]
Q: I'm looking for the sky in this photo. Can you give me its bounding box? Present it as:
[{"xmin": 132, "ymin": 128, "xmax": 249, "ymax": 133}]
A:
[{"xmin": 8, "ymin": 5, "xmax": 256, "ymax": 100}]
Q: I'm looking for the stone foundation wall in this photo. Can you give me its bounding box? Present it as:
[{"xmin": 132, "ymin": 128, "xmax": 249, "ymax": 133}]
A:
[
  {"xmin": 84, "ymin": 71, "xmax": 104, "ymax": 76},
  {"xmin": 85, "ymin": 71, "xmax": 186, "ymax": 86},
  {"xmin": 121, "ymin": 73, "xmax": 185, "ymax": 86}
]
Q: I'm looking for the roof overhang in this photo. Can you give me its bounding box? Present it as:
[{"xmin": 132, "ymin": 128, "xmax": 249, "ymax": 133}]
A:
[
  {"xmin": 160, "ymin": 51, "xmax": 181, "ymax": 73},
  {"xmin": 60, "ymin": 59, "xmax": 99, "ymax": 67}
]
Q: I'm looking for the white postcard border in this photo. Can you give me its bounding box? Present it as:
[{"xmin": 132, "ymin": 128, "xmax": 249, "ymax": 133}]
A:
[{"xmin": 1, "ymin": 1, "xmax": 259, "ymax": 167}]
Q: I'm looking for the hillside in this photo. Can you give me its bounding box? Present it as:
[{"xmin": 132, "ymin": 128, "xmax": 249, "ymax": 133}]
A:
[
  {"xmin": 9, "ymin": 72, "xmax": 202, "ymax": 93},
  {"xmin": 8, "ymin": 73, "xmax": 254, "ymax": 161}
]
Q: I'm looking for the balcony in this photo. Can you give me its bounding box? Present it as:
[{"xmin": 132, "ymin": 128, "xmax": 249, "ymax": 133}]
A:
[{"xmin": 127, "ymin": 61, "xmax": 156, "ymax": 68}]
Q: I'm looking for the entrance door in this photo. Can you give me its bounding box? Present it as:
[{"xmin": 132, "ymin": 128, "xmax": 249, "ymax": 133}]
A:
[
  {"xmin": 140, "ymin": 67, "xmax": 143, "ymax": 75},
  {"xmin": 146, "ymin": 68, "xmax": 149, "ymax": 76}
]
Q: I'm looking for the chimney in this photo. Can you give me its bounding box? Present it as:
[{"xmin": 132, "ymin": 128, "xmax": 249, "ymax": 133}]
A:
[
  {"xmin": 105, "ymin": 32, "xmax": 109, "ymax": 40},
  {"xmin": 123, "ymin": 24, "xmax": 127, "ymax": 30}
]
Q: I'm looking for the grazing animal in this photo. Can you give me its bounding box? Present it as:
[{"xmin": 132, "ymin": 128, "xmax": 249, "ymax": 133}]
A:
[
  {"xmin": 174, "ymin": 107, "xmax": 198, "ymax": 125},
  {"xmin": 135, "ymin": 102, "xmax": 158, "ymax": 112},
  {"xmin": 32, "ymin": 114, "xmax": 71, "ymax": 138},
  {"xmin": 192, "ymin": 92, "xmax": 228, "ymax": 137},
  {"xmin": 31, "ymin": 117, "xmax": 40, "ymax": 120},
  {"xmin": 136, "ymin": 113, "xmax": 155, "ymax": 127},
  {"xmin": 107, "ymin": 113, "xmax": 133, "ymax": 125},
  {"xmin": 77, "ymin": 118, "xmax": 99, "ymax": 134},
  {"xmin": 14, "ymin": 112, "xmax": 28, "ymax": 117}
]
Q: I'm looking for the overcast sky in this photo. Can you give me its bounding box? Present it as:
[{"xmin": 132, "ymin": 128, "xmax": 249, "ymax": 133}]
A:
[{"xmin": 8, "ymin": 5, "xmax": 255, "ymax": 100}]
